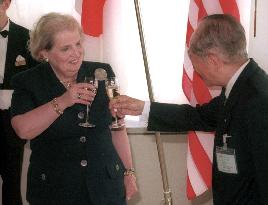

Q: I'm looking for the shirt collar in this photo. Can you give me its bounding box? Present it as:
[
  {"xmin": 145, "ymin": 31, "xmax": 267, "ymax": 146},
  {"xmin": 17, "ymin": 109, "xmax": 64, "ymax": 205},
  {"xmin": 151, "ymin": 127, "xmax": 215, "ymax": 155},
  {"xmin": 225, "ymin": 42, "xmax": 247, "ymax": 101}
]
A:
[{"xmin": 225, "ymin": 59, "xmax": 250, "ymax": 98}]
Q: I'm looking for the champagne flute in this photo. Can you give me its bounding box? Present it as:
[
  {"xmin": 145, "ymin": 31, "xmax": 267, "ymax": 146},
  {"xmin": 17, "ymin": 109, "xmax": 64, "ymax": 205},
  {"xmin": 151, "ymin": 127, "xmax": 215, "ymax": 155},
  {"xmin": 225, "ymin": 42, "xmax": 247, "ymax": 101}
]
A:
[
  {"xmin": 79, "ymin": 76, "xmax": 98, "ymax": 128},
  {"xmin": 105, "ymin": 77, "xmax": 125, "ymax": 129}
]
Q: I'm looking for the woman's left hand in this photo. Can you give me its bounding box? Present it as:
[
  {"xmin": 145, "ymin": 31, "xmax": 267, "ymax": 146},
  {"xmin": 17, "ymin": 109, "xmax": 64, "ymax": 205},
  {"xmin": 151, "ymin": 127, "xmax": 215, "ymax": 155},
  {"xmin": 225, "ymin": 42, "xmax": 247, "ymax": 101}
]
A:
[{"xmin": 124, "ymin": 175, "xmax": 138, "ymax": 200}]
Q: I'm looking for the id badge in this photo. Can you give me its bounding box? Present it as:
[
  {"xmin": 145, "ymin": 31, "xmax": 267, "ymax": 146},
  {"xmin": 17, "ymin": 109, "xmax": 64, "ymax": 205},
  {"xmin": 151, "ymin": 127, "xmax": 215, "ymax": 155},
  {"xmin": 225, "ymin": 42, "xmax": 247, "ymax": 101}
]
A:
[{"xmin": 216, "ymin": 146, "xmax": 238, "ymax": 174}]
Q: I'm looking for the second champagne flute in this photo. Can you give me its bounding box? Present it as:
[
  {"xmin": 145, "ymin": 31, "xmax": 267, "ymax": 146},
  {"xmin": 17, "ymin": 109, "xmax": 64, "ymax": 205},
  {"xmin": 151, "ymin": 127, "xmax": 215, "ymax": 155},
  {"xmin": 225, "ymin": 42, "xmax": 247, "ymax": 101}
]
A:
[
  {"xmin": 105, "ymin": 77, "xmax": 125, "ymax": 129},
  {"xmin": 79, "ymin": 76, "xmax": 98, "ymax": 128}
]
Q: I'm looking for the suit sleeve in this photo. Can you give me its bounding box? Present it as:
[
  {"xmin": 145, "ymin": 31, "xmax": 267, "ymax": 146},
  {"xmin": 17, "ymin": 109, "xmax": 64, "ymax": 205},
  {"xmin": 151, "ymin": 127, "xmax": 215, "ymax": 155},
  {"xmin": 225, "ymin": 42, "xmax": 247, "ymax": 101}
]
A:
[{"xmin": 147, "ymin": 95, "xmax": 222, "ymax": 132}]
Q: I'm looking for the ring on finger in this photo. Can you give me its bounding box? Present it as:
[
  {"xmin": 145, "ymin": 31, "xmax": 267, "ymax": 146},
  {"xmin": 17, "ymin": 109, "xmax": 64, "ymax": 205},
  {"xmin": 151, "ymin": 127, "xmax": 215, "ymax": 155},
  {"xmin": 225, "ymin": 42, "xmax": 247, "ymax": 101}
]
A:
[{"xmin": 77, "ymin": 93, "xmax": 82, "ymax": 99}]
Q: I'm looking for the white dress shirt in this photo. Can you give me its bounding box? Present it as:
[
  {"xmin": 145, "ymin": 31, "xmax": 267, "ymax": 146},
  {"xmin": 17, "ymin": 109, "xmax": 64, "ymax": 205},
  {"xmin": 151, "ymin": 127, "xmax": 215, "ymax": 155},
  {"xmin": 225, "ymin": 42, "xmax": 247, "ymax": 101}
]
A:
[
  {"xmin": 225, "ymin": 59, "xmax": 250, "ymax": 98},
  {"xmin": 0, "ymin": 20, "xmax": 9, "ymax": 83},
  {"xmin": 0, "ymin": 20, "xmax": 14, "ymax": 110}
]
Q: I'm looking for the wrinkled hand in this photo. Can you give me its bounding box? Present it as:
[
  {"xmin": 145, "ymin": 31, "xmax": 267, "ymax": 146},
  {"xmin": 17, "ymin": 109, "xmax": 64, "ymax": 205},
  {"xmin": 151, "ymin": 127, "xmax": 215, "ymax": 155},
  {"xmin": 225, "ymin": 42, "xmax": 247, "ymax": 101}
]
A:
[
  {"xmin": 109, "ymin": 95, "xmax": 145, "ymax": 118},
  {"xmin": 58, "ymin": 82, "xmax": 97, "ymax": 109},
  {"xmin": 124, "ymin": 175, "xmax": 138, "ymax": 200}
]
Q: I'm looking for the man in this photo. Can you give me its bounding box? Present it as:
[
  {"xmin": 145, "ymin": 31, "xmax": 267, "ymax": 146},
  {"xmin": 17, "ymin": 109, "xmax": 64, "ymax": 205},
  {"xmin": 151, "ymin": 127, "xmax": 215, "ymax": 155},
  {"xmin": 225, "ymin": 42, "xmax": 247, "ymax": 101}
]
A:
[
  {"xmin": 110, "ymin": 14, "xmax": 268, "ymax": 204},
  {"xmin": 0, "ymin": 0, "xmax": 37, "ymax": 204}
]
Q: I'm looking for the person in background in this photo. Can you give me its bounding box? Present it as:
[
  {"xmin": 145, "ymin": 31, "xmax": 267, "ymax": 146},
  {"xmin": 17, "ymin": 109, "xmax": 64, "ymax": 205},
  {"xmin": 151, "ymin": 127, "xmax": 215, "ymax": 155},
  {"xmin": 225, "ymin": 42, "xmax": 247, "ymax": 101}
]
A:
[
  {"xmin": 110, "ymin": 14, "xmax": 268, "ymax": 204},
  {"xmin": 10, "ymin": 12, "xmax": 137, "ymax": 205},
  {"xmin": 0, "ymin": 0, "xmax": 38, "ymax": 204}
]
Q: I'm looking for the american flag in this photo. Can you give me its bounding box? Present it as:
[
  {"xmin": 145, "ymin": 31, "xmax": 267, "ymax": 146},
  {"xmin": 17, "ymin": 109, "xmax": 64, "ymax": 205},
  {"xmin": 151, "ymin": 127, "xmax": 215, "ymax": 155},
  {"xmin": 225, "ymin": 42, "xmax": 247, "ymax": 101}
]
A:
[
  {"xmin": 183, "ymin": 0, "xmax": 241, "ymax": 199},
  {"xmin": 81, "ymin": 0, "xmax": 106, "ymax": 37}
]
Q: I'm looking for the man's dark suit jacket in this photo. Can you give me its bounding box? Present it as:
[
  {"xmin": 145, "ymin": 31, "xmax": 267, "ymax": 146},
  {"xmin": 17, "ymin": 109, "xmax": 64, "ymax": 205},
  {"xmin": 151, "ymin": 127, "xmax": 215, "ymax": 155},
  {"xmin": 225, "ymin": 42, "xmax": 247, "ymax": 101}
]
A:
[
  {"xmin": 11, "ymin": 62, "xmax": 126, "ymax": 205},
  {"xmin": 147, "ymin": 59, "xmax": 268, "ymax": 205},
  {"xmin": 1, "ymin": 21, "xmax": 37, "ymax": 146},
  {"xmin": 3, "ymin": 21, "xmax": 36, "ymax": 89}
]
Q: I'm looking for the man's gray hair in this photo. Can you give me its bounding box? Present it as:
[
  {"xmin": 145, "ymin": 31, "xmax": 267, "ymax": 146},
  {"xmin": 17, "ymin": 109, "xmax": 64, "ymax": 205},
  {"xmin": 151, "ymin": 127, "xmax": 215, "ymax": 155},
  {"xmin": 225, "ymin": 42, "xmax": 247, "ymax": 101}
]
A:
[{"xmin": 189, "ymin": 14, "xmax": 248, "ymax": 64}]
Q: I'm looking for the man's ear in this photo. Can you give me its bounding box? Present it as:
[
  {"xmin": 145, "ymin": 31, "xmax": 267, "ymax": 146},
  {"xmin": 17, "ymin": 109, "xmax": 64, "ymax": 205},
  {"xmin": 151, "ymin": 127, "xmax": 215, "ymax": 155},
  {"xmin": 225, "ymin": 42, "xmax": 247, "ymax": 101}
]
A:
[{"xmin": 206, "ymin": 53, "xmax": 223, "ymax": 72}]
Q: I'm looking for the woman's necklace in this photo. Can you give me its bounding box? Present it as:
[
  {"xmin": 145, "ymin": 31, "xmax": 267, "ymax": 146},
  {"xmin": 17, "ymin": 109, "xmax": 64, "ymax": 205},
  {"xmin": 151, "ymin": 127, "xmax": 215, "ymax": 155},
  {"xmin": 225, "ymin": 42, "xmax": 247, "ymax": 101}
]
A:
[{"xmin": 60, "ymin": 79, "xmax": 75, "ymax": 89}]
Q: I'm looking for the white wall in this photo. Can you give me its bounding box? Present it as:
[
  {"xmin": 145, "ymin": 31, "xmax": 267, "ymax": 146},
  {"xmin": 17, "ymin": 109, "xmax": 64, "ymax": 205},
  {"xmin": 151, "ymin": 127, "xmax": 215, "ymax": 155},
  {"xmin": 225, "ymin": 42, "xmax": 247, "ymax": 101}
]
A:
[
  {"xmin": 248, "ymin": 0, "xmax": 268, "ymax": 70},
  {"xmin": 102, "ymin": 0, "xmax": 190, "ymax": 104},
  {"xmin": 101, "ymin": 0, "xmax": 150, "ymax": 102}
]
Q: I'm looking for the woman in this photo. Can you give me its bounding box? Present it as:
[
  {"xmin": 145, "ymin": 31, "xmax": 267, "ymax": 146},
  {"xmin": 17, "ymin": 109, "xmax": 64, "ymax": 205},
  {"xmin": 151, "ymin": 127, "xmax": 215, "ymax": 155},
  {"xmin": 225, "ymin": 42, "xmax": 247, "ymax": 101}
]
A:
[{"xmin": 10, "ymin": 12, "xmax": 137, "ymax": 205}]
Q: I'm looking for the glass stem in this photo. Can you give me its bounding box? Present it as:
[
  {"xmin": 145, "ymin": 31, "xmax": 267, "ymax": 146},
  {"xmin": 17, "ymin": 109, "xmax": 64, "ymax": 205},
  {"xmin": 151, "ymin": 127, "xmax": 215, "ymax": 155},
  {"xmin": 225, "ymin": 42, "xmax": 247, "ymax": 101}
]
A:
[{"xmin": 85, "ymin": 103, "xmax": 91, "ymax": 123}]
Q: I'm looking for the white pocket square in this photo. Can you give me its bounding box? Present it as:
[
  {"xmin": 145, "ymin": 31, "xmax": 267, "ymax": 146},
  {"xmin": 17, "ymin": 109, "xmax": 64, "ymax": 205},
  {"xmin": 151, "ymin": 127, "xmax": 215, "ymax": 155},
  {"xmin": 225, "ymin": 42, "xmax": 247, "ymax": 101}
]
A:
[{"xmin": 15, "ymin": 55, "xmax": 26, "ymax": 66}]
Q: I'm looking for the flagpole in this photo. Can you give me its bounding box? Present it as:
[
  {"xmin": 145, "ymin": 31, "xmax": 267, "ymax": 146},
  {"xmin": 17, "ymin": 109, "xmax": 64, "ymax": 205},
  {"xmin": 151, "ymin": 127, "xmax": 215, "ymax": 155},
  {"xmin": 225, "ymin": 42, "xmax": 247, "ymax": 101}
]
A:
[
  {"xmin": 254, "ymin": 0, "xmax": 257, "ymax": 37},
  {"xmin": 133, "ymin": 0, "xmax": 173, "ymax": 204}
]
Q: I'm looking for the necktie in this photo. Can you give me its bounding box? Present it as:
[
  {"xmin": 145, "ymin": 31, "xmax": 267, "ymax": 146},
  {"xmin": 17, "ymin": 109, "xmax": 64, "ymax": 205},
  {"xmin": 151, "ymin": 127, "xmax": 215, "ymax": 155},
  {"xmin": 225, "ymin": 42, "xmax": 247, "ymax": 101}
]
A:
[
  {"xmin": 0, "ymin": 30, "xmax": 8, "ymax": 38},
  {"xmin": 220, "ymin": 87, "xmax": 226, "ymax": 106}
]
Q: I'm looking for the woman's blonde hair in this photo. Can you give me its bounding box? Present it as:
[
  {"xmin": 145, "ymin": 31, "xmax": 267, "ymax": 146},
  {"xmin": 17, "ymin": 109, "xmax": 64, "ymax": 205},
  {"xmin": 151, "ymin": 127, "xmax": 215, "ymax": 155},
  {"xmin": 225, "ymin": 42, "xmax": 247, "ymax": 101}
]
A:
[{"xmin": 29, "ymin": 12, "xmax": 82, "ymax": 61}]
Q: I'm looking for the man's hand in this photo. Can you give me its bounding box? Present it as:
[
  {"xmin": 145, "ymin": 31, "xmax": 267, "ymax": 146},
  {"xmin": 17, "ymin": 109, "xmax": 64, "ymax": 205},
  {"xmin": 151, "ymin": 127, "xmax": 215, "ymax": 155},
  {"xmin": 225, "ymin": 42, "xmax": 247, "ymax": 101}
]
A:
[{"xmin": 109, "ymin": 95, "xmax": 145, "ymax": 118}]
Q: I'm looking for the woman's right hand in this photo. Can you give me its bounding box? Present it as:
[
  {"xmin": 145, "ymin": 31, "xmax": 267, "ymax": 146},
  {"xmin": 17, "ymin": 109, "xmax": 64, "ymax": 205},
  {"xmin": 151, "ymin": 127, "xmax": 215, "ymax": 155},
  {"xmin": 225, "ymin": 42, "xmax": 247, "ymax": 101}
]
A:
[{"xmin": 58, "ymin": 82, "xmax": 97, "ymax": 109}]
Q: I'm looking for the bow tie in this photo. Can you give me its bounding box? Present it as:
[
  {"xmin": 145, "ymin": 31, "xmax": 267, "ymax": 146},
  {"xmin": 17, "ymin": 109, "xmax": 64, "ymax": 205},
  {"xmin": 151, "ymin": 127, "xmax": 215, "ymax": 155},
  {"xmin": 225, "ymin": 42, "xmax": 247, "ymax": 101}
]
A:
[{"xmin": 0, "ymin": 30, "xmax": 8, "ymax": 38}]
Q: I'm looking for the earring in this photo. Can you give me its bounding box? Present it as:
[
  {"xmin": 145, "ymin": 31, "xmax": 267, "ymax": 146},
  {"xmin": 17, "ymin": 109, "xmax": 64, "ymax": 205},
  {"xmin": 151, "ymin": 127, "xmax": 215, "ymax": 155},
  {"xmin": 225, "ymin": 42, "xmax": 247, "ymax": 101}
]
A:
[{"xmin": 45, "ymin": 58, "xmax": 49, "ymax": 62}]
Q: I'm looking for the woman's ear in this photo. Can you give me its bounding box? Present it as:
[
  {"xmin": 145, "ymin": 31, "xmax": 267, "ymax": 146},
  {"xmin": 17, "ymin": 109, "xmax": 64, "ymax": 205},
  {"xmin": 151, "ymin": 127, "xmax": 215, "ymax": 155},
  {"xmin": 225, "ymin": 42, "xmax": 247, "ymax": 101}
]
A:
[{"xmin": 39, "ymin": 50, "xmax": 48, "ymax": 62}]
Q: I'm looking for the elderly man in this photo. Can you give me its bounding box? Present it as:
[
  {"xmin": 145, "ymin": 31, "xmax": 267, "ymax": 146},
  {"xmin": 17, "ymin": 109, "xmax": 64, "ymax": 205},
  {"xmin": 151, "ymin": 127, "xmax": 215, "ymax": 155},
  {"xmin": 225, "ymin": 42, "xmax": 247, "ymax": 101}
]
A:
[{"xmin": 110, "ymin": 14, "xmax": 268, "ymax": 204}]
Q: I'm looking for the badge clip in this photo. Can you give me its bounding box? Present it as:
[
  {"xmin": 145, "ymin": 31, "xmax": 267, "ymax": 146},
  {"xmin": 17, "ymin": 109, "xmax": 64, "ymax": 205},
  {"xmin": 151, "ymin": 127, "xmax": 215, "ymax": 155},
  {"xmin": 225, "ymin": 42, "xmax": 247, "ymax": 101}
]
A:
[{"xmin": 223, "ymin": 134, "xmax": 231, "ymax": 150}]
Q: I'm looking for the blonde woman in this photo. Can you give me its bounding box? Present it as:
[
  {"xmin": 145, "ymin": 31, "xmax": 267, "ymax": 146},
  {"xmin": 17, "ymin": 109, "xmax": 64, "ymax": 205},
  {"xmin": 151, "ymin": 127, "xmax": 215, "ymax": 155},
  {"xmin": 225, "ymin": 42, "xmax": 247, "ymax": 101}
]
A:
[{"xmin": 11, "ymin": 12, "xmax": 137, "ymax": 205}]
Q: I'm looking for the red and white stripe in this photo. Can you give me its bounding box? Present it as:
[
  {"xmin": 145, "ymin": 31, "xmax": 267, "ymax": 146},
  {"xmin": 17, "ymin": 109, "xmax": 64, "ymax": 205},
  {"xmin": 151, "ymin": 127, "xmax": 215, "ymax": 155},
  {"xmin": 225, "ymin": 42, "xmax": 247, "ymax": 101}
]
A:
[
  {"xmin": 80, "ymin": 0, "xmax": 106, "ymax": 61},
  {"xmin": 81, "ymin": 0, "xmax": 106, "ymax": 37},
  {"xmin": 183, "ymin": 0, "xmax": 240, "ymax": 199}
]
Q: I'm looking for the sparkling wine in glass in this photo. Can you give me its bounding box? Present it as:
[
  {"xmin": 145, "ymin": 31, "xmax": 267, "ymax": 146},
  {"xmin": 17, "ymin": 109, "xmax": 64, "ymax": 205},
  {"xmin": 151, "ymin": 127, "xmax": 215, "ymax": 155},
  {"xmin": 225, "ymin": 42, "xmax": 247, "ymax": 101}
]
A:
[
  {"xmin": 79, "ymin": 76, "xmax": 98, "ymax": 128},
  {"xmin": 105, "ymin": 77, "xmax": 125, "ymax": 129}
]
